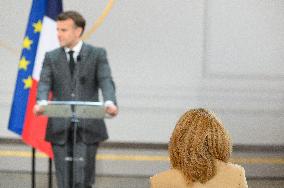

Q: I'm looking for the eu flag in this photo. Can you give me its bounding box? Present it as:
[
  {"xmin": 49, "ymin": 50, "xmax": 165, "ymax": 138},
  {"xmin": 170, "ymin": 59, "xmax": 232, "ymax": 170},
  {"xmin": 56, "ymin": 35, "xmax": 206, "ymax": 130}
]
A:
[{"xmin": 8, "ymin": 0, "xmax": 62, "ymax": 158}]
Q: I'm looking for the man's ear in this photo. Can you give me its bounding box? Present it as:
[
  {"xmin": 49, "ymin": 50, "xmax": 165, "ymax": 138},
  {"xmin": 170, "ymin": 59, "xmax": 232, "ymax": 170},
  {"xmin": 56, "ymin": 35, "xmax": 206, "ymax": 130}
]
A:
[{"xmin": 76, "ymin": 27, "xmax": 83, "ymax": 37}]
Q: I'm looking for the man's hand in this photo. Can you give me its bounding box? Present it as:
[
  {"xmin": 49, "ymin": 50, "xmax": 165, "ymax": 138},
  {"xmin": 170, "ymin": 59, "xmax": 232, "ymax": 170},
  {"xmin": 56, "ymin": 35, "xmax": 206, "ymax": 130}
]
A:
[
  {"xmin": 33, "ymin": 104, "xmax": 45, "ymax": 116},
  {"xmin": 105, "ymin": 103, "xmax": 118, "ymax": 117}
]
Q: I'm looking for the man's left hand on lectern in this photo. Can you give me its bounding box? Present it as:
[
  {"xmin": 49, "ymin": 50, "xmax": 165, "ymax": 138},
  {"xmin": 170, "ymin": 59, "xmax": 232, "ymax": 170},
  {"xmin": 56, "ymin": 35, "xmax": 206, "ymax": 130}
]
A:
[{"xmin": 105, "ymin": 104, "xmax": 118, "ymax": 117}]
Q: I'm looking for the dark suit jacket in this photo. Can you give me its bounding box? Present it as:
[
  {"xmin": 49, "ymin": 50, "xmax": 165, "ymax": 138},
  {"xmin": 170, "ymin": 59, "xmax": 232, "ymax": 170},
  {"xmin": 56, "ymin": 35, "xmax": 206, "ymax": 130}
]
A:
[{"xmin": 37, "ymin": 43, "xmax": 117, "ymax": 145}]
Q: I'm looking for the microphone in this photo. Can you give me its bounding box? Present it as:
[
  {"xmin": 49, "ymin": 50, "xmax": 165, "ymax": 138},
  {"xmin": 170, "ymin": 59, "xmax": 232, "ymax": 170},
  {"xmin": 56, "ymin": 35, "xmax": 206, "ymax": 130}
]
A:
[
  {"xmin": 77, "ymin": 55, "xmax": 85, "ymax": 84},
  {"xmin": 77, "ymin": 55, "xmax": 81, "ymax": 62}
]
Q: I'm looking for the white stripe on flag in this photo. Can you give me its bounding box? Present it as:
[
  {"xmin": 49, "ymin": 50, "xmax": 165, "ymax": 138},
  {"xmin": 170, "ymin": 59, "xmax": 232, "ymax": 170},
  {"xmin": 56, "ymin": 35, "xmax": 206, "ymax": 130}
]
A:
[{"xmin": 33, "ymin": 16, "xmax": 59, "ymax": 81}]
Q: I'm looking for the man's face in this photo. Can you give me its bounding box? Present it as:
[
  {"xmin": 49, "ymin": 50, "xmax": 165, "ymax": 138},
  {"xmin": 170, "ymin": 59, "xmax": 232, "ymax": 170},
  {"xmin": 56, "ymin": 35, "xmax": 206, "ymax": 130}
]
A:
[{"xmin": 56, "ymin": 18, "xmax": 82, "ymax": 48}]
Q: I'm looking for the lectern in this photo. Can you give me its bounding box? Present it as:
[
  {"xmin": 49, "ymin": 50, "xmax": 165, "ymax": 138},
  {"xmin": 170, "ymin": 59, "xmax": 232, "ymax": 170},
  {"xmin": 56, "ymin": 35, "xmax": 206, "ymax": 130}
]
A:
[{"xmin": 38, "ymin": 100, "xmax": 106, "ymax": 188}]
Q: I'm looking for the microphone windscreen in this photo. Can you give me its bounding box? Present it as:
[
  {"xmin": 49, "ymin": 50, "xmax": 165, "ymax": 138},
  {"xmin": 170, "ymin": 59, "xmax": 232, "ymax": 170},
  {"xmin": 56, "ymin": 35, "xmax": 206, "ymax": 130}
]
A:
[{"xmin": 77, "ymin": 55, "xmax": 81, "ymax": 62}]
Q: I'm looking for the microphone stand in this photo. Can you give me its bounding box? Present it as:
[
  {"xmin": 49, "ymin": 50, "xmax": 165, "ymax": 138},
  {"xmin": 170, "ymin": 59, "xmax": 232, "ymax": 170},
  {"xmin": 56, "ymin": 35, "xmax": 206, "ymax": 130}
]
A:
[{"xmin": 65, "ymin": 104, "xmax": 82, "ymax": 188}]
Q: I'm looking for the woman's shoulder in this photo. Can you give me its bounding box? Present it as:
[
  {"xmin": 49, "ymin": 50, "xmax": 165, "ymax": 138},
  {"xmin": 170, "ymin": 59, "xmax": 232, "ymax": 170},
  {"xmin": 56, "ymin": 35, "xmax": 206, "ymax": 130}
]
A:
[
  {"xmin": 150, "ymin": 169, "xmax": 189, "ymax": 188},
  {"xmin": 151, "ymin": 169, "xmax": 183, "ymax": 180},
  {"xmin": 213, "ymin": 160, "xmax": 248, "ymax": 187},
  {"xmin": 216, "ymin": 160, "xmax": 245, "ymax": 173}
]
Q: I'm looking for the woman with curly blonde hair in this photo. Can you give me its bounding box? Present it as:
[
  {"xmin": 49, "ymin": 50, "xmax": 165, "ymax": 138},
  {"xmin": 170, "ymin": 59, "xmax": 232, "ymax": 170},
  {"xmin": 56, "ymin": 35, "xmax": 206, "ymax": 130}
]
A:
[{"xmin": 150, "ymin": 108, "xmax": 248, "ymax": 188}]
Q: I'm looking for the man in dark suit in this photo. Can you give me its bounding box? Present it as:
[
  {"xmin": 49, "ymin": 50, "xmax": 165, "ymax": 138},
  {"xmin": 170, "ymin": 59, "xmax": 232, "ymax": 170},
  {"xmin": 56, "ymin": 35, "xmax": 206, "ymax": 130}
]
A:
[{"xmin": 33, "ymin": 11, "xmax": 118, "ymax": 188}]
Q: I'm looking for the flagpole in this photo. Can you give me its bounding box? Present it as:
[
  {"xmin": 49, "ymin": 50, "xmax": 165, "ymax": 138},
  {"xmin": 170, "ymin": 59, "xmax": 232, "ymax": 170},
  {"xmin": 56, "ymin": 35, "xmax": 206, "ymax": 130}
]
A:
[
  {"xmin": 48, "ymin": 158, "xmax": 53, "ymax": 188},
  {"xmin": 32, "ymin": 148, "xmax": 36, "ymax": 188}
]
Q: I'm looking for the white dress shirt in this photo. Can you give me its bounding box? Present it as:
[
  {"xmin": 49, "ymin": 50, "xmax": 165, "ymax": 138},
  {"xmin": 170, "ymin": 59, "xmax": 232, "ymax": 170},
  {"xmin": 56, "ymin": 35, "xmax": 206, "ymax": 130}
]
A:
[{"xmin": 64, "ymin": 40, "xmax": 83, "ymax": 63}]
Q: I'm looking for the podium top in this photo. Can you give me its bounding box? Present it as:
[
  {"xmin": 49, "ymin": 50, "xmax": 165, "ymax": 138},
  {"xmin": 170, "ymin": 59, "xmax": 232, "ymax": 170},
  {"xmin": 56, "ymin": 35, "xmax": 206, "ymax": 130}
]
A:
[
  {"xmin": 38, "ymin": 100, "xmax": 106, "ymax": 119},
  {"xmin": 38, "ymin": 100, "xmax": 103, "ymax": 106}
]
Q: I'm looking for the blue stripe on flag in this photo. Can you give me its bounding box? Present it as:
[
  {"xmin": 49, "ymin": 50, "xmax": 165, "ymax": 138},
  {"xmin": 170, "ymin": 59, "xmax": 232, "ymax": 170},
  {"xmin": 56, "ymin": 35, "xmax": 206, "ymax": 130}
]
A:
[
  {"xmin": 46, "ymin": 0, "xmax": 63, "ymax": 20},
  {"xmin": 8, "ymin": 0, "xmax": 47, "ymax": 135}
]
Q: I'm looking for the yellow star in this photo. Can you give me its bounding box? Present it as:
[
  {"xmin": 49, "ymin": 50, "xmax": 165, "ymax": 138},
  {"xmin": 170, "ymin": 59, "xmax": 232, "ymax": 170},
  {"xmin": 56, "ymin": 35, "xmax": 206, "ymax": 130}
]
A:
[
  {"xmin": 23, "ymin": 76, "xmax": 33, "ymax": 89},
  {"xmin": 23, "ymin": 36, "xmax": 33, "ymax": 50},
  {"xmin": 19, "ymin": 56, "xmax": 30, "ymax": 71},
  {"xmin": 33, "ymin": 20, "xmax": 42, "ymax": 33}
]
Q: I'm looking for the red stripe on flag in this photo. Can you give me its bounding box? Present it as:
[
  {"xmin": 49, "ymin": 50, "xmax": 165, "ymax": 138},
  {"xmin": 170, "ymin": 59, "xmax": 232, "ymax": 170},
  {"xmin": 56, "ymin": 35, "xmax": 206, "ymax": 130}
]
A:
[{"xmin": 22, "ymin": 80, "xmax": 53, "ymax": 158}]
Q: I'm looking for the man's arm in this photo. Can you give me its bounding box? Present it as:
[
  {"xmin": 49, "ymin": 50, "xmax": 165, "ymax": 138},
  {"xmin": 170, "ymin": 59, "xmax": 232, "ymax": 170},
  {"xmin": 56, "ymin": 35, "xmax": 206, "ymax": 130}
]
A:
[{"xmin": 96, "ymin": 48, "xmax": 118, "ymax": 116}]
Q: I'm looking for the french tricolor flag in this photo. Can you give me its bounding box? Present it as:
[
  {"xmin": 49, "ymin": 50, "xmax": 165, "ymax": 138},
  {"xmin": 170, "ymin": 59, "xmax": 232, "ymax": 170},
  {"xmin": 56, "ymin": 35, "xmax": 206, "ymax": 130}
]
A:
[{"xmin": 8, "ymin": 0, "xmax": 62, "ymax": 158}]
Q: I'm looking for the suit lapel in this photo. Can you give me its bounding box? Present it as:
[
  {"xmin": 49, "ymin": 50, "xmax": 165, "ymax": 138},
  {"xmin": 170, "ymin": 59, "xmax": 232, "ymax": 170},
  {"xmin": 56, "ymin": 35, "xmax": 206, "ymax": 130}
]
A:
[
  {"xmin": 76, "ymin": 43, "xmax": 91, "ymax": 78},
  {"xmin": 57, "ymin": 48, "xmax": 73, "ymax": 84},
  {"xmin": 56, "ymin": 43, "xmax": 91, "ymax": 87}
]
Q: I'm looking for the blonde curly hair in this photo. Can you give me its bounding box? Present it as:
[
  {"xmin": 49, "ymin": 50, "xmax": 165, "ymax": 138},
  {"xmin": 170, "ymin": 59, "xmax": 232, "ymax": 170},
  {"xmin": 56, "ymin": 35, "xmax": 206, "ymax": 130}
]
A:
[{"xmin": 169, "ymin": 108, "xmax": 232, "ymax": 184}]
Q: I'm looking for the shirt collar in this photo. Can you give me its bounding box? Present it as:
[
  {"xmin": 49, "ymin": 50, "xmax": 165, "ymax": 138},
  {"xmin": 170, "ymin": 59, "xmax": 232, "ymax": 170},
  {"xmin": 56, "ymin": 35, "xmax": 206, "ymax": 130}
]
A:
[{"xmin": 64, "ymin": 40, "xmax": 83, "ymax": 54}]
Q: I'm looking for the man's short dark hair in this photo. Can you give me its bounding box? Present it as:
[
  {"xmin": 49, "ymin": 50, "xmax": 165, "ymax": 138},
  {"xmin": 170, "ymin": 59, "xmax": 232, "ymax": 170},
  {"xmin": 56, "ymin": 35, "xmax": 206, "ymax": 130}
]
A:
[{"xmin": 57, "ymin": 11, "xmax": 86, "ymax": 35}]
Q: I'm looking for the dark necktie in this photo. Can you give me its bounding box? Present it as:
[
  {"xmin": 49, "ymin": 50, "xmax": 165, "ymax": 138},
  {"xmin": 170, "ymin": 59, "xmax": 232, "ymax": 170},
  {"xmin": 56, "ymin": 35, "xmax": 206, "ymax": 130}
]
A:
[{"xmin": 68, "ymin": 50, "xmax": 75, "ymax": 77}]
